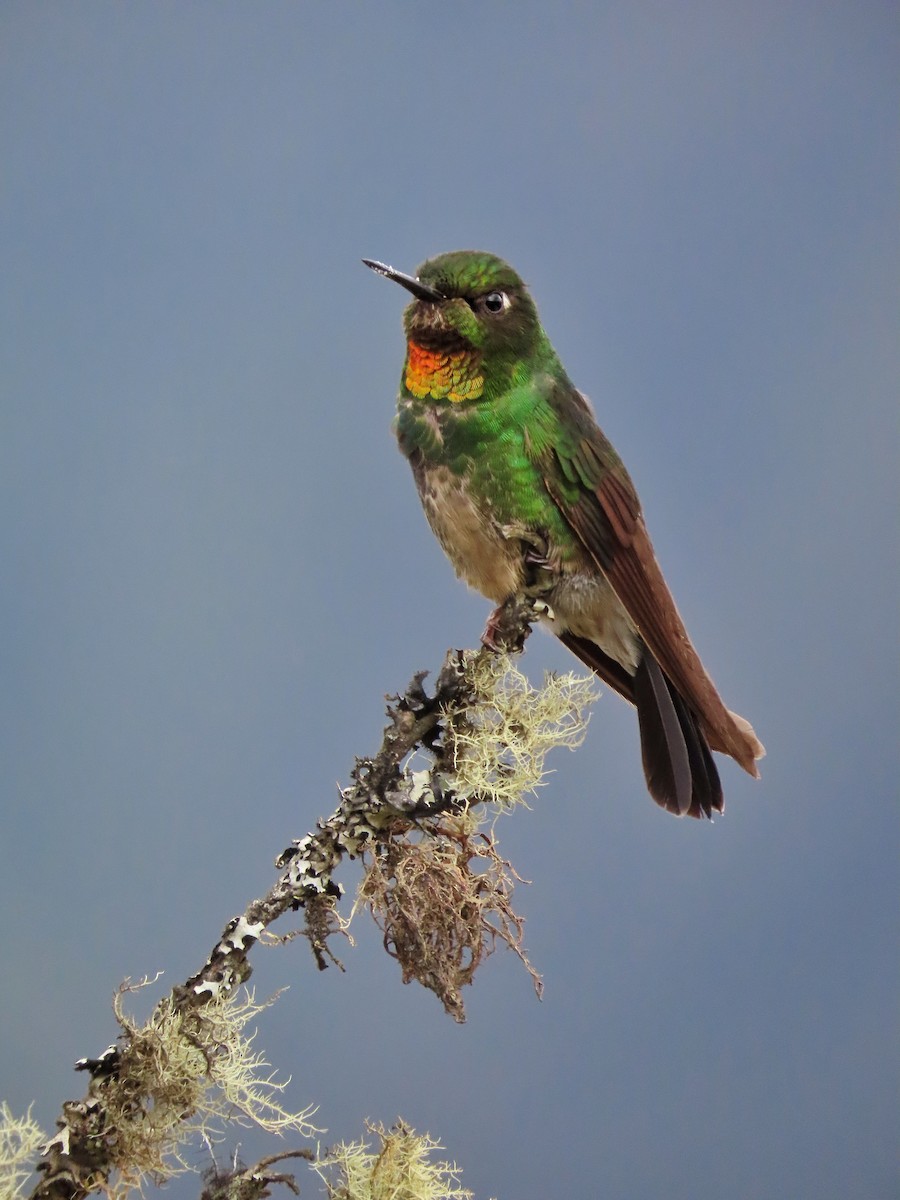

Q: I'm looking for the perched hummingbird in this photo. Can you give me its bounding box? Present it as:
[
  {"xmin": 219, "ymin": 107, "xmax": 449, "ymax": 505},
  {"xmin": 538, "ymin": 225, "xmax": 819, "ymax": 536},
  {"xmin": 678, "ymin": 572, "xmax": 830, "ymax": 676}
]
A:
[{"xmin": 364, "ymin": 250, "xmax": 764, "ymax": 818}]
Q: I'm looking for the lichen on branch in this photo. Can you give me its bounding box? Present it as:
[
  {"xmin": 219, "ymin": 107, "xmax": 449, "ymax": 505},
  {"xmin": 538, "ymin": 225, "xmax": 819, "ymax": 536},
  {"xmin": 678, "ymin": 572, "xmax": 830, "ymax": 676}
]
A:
[
  {"xmin": 1, "ymin": 1104, "xmax": 47, "ymax": 1200},
  {"xmin": 442, "ymin": 651, "xmax": 597, "ymax": 808},
  {"xmin": 313, "ymin": 1119, "xmax": 474, "ymax": 1200},
  {"xmin": 358, "ymin": 814, "xmax": 540, "ymax": 1022},
  {"xmin": 25, "ymin": 594, "xmax": 596, "ymax": 1200},
  {"xmin": 37, "ymin": 980, "xmax": 318, "ymax": 1200}
]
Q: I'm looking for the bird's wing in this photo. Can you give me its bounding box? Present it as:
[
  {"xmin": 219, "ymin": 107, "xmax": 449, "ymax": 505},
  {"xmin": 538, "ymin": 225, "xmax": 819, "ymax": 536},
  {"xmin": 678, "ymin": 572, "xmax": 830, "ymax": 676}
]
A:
[{"xmin": 530, "ymin": 384, "xmax": 763, "ymax": 776}]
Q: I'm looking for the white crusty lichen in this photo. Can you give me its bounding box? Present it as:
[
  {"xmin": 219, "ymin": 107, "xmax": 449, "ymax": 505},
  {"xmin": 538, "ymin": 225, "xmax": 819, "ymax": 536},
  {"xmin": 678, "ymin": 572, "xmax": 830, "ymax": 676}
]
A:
[
  {"xmin": 442, "ymin": 651, "xmax": 598, "ymax": 808},
  {"xmin": 0, "ymin": 1102, "xmax": 46, "ymax": 1200},
  {"xmin": 313, "ymin": 1119, "xmax": 474, "ymax": 1200}
]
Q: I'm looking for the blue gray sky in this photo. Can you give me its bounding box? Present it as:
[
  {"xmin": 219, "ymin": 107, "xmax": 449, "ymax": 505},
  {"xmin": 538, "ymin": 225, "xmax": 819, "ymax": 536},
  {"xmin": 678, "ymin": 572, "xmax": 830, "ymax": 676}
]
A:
[{"xmin": 2, "ymin": 5, "xmax": 897, "ymax": 1198}]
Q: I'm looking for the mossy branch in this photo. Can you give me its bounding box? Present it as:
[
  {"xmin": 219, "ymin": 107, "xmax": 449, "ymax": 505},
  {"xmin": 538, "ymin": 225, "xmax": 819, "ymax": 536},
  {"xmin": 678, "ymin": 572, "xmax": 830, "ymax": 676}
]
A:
[{"xmin": 21, "ymin": 594, "xmax": 595, "ymax": 1200}]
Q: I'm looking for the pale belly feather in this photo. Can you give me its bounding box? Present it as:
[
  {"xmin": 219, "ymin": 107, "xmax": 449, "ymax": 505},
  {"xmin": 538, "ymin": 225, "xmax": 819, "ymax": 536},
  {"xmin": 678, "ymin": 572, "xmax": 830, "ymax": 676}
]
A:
[
  {"xmin": 415, "ymin": 462, "xmax": 641, "ymax": 673},
  {"xmin": 416, "ymin": 463, "xmax": 524, "ymax": 602}
]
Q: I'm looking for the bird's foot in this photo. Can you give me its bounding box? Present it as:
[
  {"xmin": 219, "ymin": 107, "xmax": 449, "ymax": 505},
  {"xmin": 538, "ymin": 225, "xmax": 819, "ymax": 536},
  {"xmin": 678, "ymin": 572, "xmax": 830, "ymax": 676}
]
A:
[
  {"xmin": 501, "ymin": 522, "xmax": 547, "ymax": 558},
  {"xmin": 500, "ymin": 524, "xmax": 554, "ymax": 596},
  {"xmin": 480, "ymin": 593, "xmax": 547, "ymax": 654},
  {"xmin": 481, "ymin": 605, "xmax": 510, "ymax": 653}
]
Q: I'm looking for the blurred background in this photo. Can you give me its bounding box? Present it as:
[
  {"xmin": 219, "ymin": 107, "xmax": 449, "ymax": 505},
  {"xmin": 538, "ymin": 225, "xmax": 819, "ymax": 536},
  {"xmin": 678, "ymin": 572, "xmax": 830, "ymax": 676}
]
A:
[{"xmin": 2, "ymin": 4, "xmax": 897, "ymax": 1198}]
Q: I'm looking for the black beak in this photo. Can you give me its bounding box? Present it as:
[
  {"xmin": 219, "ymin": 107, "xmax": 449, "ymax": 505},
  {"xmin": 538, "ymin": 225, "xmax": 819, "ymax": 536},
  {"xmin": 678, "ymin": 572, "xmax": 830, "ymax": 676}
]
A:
[{"xmin": 362, "ymin": 258, "xmax": 444, "ymax": 302}]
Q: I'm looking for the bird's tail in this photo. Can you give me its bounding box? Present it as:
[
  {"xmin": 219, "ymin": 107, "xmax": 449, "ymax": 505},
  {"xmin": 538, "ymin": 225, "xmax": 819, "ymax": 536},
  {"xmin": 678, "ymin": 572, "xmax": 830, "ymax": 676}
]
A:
[
  {"xmin": 632, "ymin": 649, "xmax": 723, "ymax": 818},
  {"xmin": 559, "ymin": 632, "xmax": 724, "ymax": 818}
]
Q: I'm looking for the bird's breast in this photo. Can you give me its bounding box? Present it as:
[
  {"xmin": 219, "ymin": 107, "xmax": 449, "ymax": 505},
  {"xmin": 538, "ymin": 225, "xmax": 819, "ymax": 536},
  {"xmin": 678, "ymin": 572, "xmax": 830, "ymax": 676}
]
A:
[
  {"xmin": 413, "ymin": 462, "xmax": 525, "ymax": 603},
  {"xmin": 396, "ymin": 393, "xmax": 640, "ymax": 672},
  {"xmin": 412, "ymin": 458, "xmax": 640, "ymax": 672}
]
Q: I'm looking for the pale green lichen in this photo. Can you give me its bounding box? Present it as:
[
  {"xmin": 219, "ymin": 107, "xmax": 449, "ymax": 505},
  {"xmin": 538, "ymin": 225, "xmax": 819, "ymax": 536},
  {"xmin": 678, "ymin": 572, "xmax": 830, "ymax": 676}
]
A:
[
  {"xmin": 443, "ymin": 652, "xmax": 598, "ymax": 808},
  {"xmin": 0, "ymin": 1102, "xmax": 46, "ymax": 1200},
  {"xmin": 98, "ymin": 980, "xmax": 319, "ymax": 1198},
  {"xmin": 313, "ymin": 1120, "xmax": 474, "ymax": 1200}
]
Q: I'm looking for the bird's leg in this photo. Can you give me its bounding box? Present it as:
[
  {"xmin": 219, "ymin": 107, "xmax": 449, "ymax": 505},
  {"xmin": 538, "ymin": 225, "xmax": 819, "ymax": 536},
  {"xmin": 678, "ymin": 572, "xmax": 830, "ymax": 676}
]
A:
[
  {"xmin": 481, "ymin": 595, "xmax": 539, "ymax": 653},
  {"xmin": 481, "ymin": 527, "xmax": 555, "ymax": 651},
  {"xmin": 481, "ymin": 605, "xmax": 513, "ymax": 652},
  {"xmin": 502, "ymin": 524, "xmax": 554, "ymax": 596}
]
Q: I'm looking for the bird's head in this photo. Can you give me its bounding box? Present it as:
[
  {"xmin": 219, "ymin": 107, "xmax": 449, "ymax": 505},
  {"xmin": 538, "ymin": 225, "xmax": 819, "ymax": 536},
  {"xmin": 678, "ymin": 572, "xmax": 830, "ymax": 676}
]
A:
[{"xmin": 364, "ymin": 250, "xmax": 547, "ymax": 402}]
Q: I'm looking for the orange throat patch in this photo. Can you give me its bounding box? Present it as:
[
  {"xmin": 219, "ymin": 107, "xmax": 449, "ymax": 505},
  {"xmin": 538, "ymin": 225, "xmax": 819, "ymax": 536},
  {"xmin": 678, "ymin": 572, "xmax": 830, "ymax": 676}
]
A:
[{"xmin": 405, "ymin": 339, "xmax": 484, "ymax": 402}]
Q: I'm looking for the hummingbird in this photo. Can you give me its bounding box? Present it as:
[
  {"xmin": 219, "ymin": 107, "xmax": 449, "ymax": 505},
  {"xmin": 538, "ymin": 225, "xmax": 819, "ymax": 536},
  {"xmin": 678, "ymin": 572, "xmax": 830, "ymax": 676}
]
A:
[{"xmin": 363, "ymin": 250, "xmax": 764, "ymax": 818}]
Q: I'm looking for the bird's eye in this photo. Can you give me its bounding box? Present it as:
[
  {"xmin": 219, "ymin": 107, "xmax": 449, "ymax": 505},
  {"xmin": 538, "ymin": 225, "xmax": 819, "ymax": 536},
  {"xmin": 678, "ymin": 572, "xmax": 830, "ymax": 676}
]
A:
[{"xmin": 478, "ymin": 290, "xmax": 510, "ymax": 314}]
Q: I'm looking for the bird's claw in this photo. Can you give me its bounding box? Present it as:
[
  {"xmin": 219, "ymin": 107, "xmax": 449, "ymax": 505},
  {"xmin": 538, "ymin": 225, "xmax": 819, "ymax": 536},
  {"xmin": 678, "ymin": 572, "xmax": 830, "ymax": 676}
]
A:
[
  {"xmin": 500, "ymin": 524, "xmax": 554, "ymax": 595},
  {"xmin": 480, "ymin": 607, "xmax": 509, "ymax": 653},
  {"xmin": 480, "ymin": 593, "xmax": 552, "ymax": 653},
  {"xmin": 501, "ymin": 523, "xmax": 548, "ymax": 558}
]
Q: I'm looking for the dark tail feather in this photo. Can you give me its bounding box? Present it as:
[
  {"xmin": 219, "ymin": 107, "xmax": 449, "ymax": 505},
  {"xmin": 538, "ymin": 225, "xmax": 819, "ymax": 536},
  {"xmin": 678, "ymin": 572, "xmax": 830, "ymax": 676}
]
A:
[
  {"xmin": 559, "ymin": 631, "xmax": 723, "ymax": 818},
  {"xmin": 633, "ymin": 651, "xmax": 692, "ymax": 815},
  {"xmin": 667, "ymin": 681, "xmax": 724, "ymax": 818},
  {"xmin": 558, "ymin": 631, "xmax": 637, "ymax": 704},
  {"xmin": 634, "ymin": 648, "xmax": 723, "ymax": 818}
]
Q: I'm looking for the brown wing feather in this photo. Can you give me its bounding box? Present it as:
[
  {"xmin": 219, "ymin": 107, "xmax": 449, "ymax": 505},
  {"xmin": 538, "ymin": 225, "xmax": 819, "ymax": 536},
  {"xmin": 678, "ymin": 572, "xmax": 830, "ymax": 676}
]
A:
[
  {"xmin": 539, "ymin": 402, "xmax": 763, "ymax": 777},
  {"xmin": 594, "ymin": 480, "xmax": 761, "ymax": 774}
]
